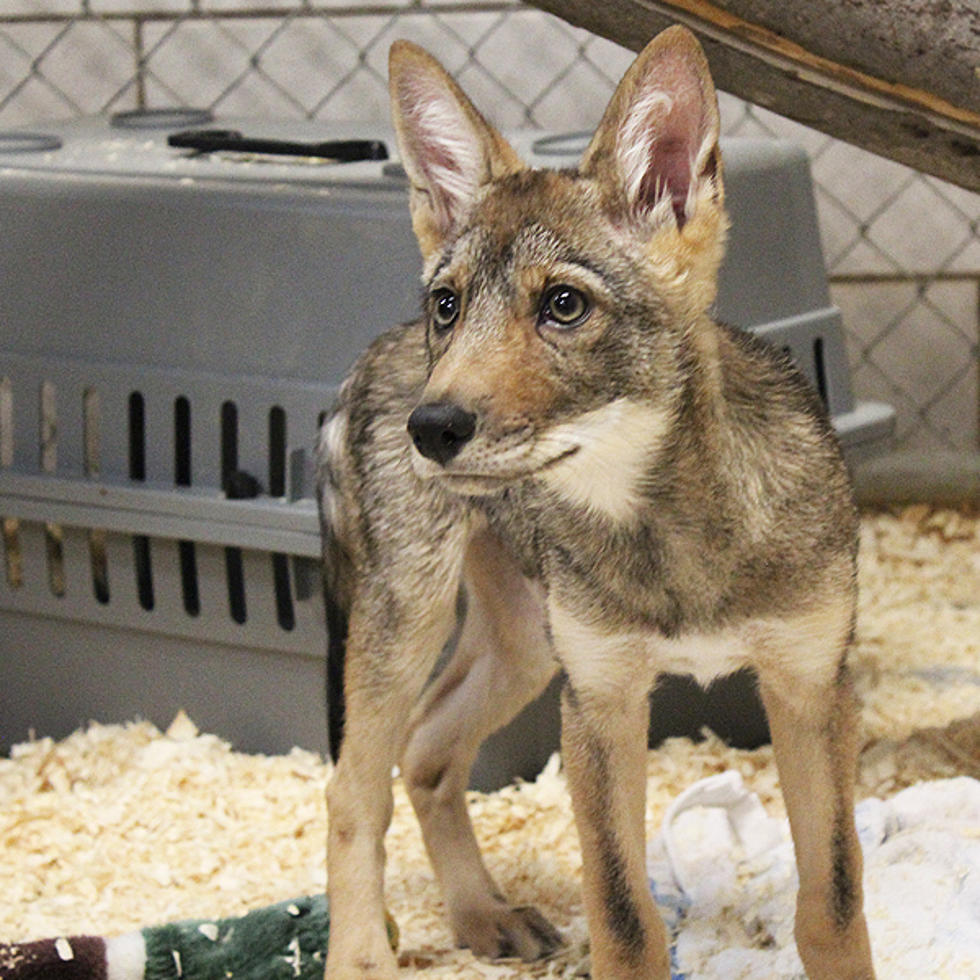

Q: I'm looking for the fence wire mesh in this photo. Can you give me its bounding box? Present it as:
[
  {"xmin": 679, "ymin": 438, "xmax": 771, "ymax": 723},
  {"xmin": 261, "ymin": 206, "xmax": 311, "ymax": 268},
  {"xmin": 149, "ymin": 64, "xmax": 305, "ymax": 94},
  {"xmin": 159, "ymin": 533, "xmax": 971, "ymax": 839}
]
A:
[{"xmin": 2, "ymin": 1, "xmax": 978, "ymax": 455}]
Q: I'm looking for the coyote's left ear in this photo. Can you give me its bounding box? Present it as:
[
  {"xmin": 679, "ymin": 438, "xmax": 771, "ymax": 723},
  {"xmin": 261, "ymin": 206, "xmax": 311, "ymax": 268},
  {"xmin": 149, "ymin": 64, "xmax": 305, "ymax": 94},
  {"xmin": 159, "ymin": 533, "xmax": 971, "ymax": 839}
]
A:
[
  {"xmin": 581, "ymin": 25, "xmax": 723, "ymax": 233},
  {"xmin": 389, "ymin": 41, "xmax": 523, "ymax": 264}
]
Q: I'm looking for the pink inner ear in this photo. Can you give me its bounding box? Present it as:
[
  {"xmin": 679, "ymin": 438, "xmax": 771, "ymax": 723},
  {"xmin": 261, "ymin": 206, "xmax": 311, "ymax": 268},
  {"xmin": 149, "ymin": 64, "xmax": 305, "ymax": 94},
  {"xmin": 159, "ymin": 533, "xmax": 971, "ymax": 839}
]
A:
[
  {"xmin": 404, "ymin": 92, "xmax": 460, "ymax": 183},
  {"xmin": 418, "ymin": 130, "xmax": 462, "ymax": 188},
  {"xmin": 638, "ymin": 134, "xmax": 693, "ymax": 226},
  {"xmin": 398, "ymin": 77, "xmax": 484, "ymax": 230},
  {"xmin": 630, "ymin": 63, "xmax": 709, "ymax": 227}
]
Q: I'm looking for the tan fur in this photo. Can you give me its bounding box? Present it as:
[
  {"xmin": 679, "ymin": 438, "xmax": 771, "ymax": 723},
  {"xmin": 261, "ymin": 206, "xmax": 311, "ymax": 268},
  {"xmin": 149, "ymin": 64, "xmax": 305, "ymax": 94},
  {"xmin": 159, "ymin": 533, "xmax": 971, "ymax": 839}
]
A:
[
  {"xmin": 424, "ymin": 315, "xmax": 558, "ymax": 423},
  {"xmin": 319, "ymin": 26, "xmax": 875, "ymax": 980}
]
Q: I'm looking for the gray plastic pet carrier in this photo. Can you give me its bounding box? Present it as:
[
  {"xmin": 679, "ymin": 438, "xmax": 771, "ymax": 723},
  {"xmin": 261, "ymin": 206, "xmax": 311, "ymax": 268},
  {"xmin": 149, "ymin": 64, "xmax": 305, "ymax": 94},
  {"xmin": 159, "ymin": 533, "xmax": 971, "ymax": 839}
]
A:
[{"xmin": 0, "ymin": 113, "xmax": 893, "ymax": 788}]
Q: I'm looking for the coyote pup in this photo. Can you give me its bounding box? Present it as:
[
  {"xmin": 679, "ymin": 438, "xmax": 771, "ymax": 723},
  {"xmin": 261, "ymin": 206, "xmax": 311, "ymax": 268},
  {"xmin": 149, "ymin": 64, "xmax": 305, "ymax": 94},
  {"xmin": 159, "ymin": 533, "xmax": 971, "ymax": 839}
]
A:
[{"xmin": 318, "ymin": 25, "xmax": 875, "ymax": 980}]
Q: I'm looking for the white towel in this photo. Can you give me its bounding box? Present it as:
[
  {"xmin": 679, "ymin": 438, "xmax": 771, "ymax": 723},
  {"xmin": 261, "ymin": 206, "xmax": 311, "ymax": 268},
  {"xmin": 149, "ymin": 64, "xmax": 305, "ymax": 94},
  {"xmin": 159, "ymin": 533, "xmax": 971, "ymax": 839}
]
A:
[{"xmin": 648, "ymin": 773, "xmax": 980, "ymax": 979}]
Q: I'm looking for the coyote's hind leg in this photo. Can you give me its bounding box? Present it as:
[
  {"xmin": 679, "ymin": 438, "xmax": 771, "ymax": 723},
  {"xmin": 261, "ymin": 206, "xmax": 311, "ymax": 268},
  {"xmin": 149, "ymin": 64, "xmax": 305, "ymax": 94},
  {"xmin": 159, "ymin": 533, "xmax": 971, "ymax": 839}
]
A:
[{"xmin": 402, "ymin": 529, "xmax": 562, "ymax": 961}]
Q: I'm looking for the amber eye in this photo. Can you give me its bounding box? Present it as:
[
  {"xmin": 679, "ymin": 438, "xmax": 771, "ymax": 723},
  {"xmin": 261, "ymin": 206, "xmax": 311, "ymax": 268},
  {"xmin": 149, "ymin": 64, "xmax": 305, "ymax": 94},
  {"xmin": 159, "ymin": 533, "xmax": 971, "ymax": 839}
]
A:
[
  {"xmin": 541, "ymin": 285, "xmax": 589, "ymax": 327},
  {"xmin": 431, "ymin": 288, "xmax": 460, "ymax": 330}
]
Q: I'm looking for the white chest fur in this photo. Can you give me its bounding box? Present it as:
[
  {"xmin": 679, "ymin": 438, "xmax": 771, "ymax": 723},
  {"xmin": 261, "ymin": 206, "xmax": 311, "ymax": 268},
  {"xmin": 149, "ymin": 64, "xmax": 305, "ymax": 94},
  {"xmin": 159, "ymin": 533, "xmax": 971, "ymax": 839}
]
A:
[
  {"xmin": 549, "ymin": 600, "xmax": 849, "ymax": 696},
  {"xmin": 648, "ymin": 630, "xmax": 751, "ymax": 685}
]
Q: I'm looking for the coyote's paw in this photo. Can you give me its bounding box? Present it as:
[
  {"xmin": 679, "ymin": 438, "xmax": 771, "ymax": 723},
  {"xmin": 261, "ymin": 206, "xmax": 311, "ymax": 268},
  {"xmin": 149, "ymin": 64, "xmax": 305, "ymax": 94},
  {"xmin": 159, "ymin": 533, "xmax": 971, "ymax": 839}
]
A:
[
  {"xmin": 324, "ymin": 933, "xmax": 399, "ymax": 980},
  {"xmin": 323, "ymin": 954, "xmax": 398, "ymax": 980},
  {"xmin": 454, "ymin": 902, "xmax": 564, "ymax": 961}
]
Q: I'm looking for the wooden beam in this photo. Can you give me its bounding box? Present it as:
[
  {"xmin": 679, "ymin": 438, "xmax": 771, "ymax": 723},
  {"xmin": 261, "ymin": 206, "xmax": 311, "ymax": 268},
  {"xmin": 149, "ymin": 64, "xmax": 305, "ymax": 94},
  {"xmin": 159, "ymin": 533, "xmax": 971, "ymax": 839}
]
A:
[{"xmin": 528, "ymin": 0, "xmax": 980, "ymax": 191}]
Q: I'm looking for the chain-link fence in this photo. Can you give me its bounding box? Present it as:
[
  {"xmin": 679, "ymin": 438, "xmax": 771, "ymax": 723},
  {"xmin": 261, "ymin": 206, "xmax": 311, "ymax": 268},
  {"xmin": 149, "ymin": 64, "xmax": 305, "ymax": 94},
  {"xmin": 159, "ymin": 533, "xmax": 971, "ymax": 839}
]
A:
[{"xmin": 3, "ymin": 1, "xmax": 978, "ymax": 460}]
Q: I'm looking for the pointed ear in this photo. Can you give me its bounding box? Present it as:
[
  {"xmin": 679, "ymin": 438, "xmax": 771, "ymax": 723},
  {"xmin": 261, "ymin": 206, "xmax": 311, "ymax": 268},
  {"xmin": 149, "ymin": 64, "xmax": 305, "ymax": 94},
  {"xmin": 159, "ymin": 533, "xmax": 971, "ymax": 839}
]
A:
[
  {"xmin": 389, "ymin": 41, "xmax": 523, "ymax": 263},
  {"xmin": 581, "ymin": 26, "xmax": 722, "ymax": 231}
]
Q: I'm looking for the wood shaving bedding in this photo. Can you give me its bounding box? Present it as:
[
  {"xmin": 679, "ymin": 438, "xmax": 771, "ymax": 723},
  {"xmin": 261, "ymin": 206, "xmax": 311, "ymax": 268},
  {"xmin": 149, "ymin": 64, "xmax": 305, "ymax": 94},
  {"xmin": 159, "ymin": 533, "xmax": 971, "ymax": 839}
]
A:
[
  {"xmin": 853, "ymin": 506, "xmax": 980, "ymax": 748},
  {"xmin": 1, "ymin": 507, "xmax": 977, "ymax": 977}
]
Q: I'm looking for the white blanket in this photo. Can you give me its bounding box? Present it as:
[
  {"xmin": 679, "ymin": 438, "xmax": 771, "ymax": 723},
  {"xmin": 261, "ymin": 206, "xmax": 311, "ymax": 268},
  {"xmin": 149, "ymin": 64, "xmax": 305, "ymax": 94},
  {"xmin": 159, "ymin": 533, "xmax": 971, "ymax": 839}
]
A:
[{"xmin": 648, "ymin": 773, "xmax": 980, "ymax": 979}]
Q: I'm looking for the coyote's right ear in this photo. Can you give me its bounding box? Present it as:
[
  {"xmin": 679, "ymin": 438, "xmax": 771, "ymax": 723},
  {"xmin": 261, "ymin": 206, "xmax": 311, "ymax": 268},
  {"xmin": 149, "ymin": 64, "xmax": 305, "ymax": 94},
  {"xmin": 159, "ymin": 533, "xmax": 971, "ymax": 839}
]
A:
[{"xmin": 389, "ymin": 41, "xmax": 523, "ymax": 264}]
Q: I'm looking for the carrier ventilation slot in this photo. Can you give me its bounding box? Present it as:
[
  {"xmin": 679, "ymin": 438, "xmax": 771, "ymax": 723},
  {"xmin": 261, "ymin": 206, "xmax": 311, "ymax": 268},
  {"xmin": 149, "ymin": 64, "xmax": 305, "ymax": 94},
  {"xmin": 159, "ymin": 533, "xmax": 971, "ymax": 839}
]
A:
[
  {"xmin": 269, "ymin": 405, "xmax": 295, "ymax": 632},
  {"xmin": 813, "ymin": 337, "xmax": 829, "ymax": 408},
  {"xmin": 84, "ymin": 387, "xmax": 110, "ymax": 604},
  {"xmin": 40, "ymin": 381, "xmax": 65, "ymax": 597},
  {"xmin": 221, "ymin": 400, "xmax": 248, "ymax": 625},
  {"xmin": 129, "ymin": 391, "xmax": 154, "ymax": 610},
  {"xmin": 780, "ymin": 341, "xmax": 829, "ymax": 410},
  {"xmin": 0, "ymin": 377, "xmax": 21, "ymax": 590},
  {"xmin": 174, "ymin": 395, "xmax": 200, "ymax": 617}
]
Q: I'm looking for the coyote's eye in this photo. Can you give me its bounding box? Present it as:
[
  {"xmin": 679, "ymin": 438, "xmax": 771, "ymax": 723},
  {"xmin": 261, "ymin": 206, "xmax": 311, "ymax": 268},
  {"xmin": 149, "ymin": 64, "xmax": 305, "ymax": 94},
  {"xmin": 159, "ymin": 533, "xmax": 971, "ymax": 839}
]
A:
[
  {"xmin": 431, "ymin": 288, "xmax": 460, "ymax": 331},
  {"xmin": 541, "ymin": 285, "xmax": 589, "ymax": 328}
]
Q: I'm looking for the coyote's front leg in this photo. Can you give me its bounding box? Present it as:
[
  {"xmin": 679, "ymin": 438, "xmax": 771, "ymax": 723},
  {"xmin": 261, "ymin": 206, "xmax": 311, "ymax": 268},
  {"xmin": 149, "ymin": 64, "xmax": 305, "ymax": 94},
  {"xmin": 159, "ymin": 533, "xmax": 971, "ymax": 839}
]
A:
[
  {"xmin": 556, "ymin": 631, "xmax": 671, "ymax": 980},
  {"xmin": 325, "ymin": 593, "xmax": 458, "ymax": 980}
]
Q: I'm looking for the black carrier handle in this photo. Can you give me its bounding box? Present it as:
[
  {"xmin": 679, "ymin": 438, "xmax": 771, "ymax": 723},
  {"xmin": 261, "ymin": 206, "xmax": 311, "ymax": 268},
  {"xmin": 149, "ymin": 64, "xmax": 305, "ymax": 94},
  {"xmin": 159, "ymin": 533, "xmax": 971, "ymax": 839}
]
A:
[{"xmin": 168, "ymin": 128, "xmax": 389, "ymax": 162}]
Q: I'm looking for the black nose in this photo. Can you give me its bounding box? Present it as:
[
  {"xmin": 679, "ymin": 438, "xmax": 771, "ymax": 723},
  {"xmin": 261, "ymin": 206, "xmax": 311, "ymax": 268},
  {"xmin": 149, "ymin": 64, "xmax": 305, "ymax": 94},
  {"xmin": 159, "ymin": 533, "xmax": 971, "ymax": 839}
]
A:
[{"xmin": 407, "ymin": 401, "xmax": 477, "ymax": 465}]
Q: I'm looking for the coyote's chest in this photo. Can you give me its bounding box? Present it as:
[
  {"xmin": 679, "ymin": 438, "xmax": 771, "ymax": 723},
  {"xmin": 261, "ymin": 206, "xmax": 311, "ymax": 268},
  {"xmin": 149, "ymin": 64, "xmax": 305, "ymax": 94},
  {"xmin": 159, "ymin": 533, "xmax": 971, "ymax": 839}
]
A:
[
  {"xmin": 548, "ymin": 602, "xmax": 749, "ymax": 688},
  {"xmin": 548, "ymin": 598, "xmax": 850, "ymax": 693}
]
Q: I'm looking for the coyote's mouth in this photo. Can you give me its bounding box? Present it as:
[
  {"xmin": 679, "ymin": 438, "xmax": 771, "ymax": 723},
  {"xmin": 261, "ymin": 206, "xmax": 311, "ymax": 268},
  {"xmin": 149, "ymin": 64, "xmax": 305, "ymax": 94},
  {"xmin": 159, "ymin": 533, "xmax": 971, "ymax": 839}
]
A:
[{"xmin": 415, "ymin": 445, "xmax": 581, "ymax": 495}]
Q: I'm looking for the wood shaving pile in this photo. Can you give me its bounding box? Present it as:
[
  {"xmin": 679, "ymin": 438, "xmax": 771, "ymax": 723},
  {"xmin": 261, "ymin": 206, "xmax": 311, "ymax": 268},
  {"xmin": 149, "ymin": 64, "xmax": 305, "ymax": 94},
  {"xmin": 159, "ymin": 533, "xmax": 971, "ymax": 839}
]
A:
[{"xmin": 1, "ymin": 507, "xmax": 978, "ymax": 978}]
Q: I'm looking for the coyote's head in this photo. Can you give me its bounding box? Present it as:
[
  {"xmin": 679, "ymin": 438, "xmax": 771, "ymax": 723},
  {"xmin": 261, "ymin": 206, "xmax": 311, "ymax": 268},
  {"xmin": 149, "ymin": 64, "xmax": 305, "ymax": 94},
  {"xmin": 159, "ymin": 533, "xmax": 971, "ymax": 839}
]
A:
[{"xmin": 391, "ymin": 27, "xmax": 728, "ymax": 520}]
